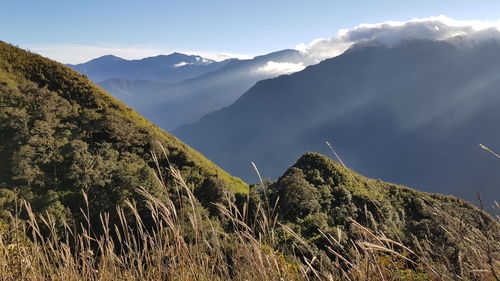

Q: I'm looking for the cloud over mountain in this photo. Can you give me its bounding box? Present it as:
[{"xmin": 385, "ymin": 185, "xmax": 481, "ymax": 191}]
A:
[
  {"xmin": 252, "ymin": 61, "xmax": 306, "ymax": 75},
  {"xmin": 297, "ymin": 15, "xmax": 500, "ymax": 61},
  {"xmin": 173, "ymin": 61, "xmax": 190, "ymax": 67}
]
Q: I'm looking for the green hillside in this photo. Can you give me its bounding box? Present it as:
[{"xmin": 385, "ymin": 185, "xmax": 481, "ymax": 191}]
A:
[
  {"xmin": 270, "ymin": 152, "xmax": 496, "ymax": 239},
  {"xmin": 259, "ymin": 152, "xmax": 499, "ymax": 276},
  {"xmin": 0, "ymin": 41, "xmax": 246, "ymax": 226}
]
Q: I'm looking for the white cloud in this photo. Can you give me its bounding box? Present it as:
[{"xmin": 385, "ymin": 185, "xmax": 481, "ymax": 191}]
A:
[
  {"xmin": 297, "ymin": 15, "xmax": 500, "ymax": 62},
  {"xmin": 253, "ymin": 61, "xmax": 306, "ymax": 75},
  {"xmin": 22, "ymin": 43, "xmax": 254, "ymax": 64},
  {"xmin": 173, "ymin": 61, "xmax": 189, "ymax": 67}
]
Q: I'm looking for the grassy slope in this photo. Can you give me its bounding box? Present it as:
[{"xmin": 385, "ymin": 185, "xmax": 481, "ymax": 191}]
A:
[{"xmin": 0, "ymin": 41, "xmax": 247, "ymax": 193}]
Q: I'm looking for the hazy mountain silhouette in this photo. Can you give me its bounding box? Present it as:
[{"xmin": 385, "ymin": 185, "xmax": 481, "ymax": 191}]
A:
[
  {"xmin": 68, "ymin": 53, "xmax": 232, "ymax": 83},
  {"xmin": 98, "ymin": 49, "xmax": 314, "ymax": 130},
  {"xmin": 175, "ymin": 38, "xmax": 500, "ymax": 203},
  {"xmin": 97, "ymin": 78, "xmax": 170, "ymax": 113}
]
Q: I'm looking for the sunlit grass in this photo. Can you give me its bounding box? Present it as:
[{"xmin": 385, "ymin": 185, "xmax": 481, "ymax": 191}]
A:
[{"xmin": 0, "ymin": 150, "xmax": 498, "ymax": 281}]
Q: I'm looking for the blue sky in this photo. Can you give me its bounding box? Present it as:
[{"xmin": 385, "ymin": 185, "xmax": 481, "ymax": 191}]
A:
[{"xmin": 2, "ymin": 0, "xmax": 500, "ymax": 63}]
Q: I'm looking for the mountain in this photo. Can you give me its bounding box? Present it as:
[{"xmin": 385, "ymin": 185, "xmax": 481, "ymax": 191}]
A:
[
  {"xmin": 175, "ymin": 38, "xmax": 500, "ymax": 203},
  {"xmin": 68, "ymin": 53, "xmax": 232, "ymax": 83},
  {"xmin": 0, "ymin": 41, "xmax": 246, "ymax": 228},
  {"xmin": 98, "ymin": 49, "xmax": 314, "ymax": 130}
]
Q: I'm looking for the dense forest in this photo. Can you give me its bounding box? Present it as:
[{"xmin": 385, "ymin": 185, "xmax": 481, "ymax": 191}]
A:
[{"xmin": 0, "ymin": 42, "xmax": 498, "ymax": 280}]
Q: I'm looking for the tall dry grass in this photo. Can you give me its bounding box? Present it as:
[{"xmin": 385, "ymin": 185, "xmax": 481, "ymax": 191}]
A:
[{"xmin": 0, "ymin": 150, "xmax": 498, "ymax": 280}]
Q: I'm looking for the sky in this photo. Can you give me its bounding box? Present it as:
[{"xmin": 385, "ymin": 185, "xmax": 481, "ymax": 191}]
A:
[{"xmin": 2, "ymin": 0, "xmax": 500, "ymax": 63}]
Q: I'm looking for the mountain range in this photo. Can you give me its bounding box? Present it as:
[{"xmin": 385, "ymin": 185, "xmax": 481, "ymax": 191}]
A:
[
  {"xmin": 67, "ymin": 53, "xmax": 232, "ymax": 84},
  {"xmin": 72, "ymin": 50, "xmax": 313, "ymax": 130},
  {"xmin": 175, "ymin": 38, "xmax": 500, "ymax": 204}
]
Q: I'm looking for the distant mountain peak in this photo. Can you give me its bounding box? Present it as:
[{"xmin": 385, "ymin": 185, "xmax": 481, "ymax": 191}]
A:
[
  {"xmin": 89, "ymin": 54, "xmax": 125, "ymax": 63},
  {"xmin": 68, "ymin": 52, "xmax": 230, "ymax": 84},
  {"xmin": 100, "ymin": 54, "xmax": 123, "ymax": 59}
]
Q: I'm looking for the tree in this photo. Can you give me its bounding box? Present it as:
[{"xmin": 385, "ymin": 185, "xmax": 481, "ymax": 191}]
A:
[{"xmin": 272, "ymin": 168, "xmax": 320, "ymax": 221}]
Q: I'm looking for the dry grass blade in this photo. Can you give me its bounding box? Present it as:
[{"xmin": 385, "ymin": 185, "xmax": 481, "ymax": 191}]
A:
[
  {"xmin": 479, "ymin": 143, "xmax": 500, "ymax": 159},
  {"xmin": 325, "ymin": 140, "xmax": 356, "ymax": 182}
]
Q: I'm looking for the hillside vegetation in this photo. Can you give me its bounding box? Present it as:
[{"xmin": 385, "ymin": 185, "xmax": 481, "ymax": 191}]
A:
[
  {"xmin": 0, "ymin": 152, "xmax": 498, "ymax": 280},
  {"xmin": 267, "ymin": 153, "xmax": 498, "ymax": 264},
  {"xmin": 0, "ymin": 41, "xmax": 246, "ymax": 232}
]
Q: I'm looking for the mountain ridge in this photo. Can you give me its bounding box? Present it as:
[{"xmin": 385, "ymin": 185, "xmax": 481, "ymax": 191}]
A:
[
  {"xmin": 68, "ymin": 52, "xmax": 232, "ymax": 84},
  {"xmin": 174, "ymin": 38, "xmax": 500, "ymax": 203},
  {"xmin": 99, "ymin": 49, "xmax": 315, "ymax": 130}
]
